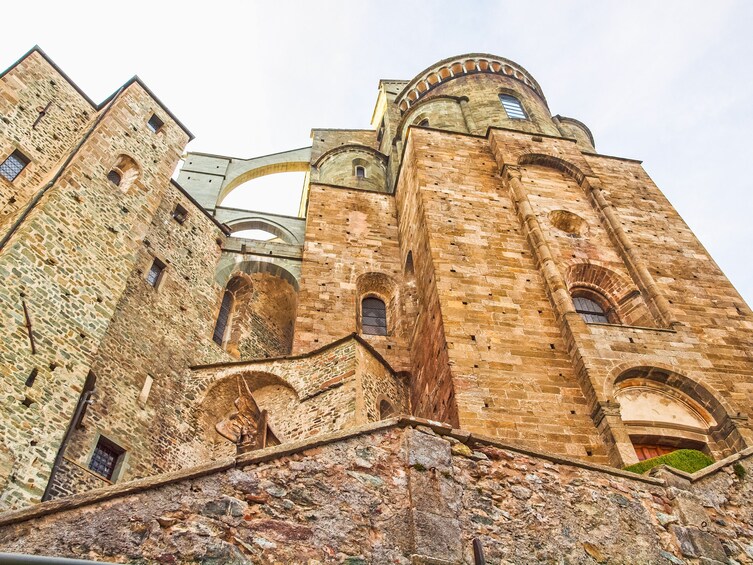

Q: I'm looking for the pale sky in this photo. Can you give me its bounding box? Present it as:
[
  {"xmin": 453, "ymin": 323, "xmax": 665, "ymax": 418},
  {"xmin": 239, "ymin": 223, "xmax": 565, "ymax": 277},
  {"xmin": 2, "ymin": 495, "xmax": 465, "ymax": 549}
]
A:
[{"xmin": 2, "ymin": 1, "xmax": 752, "ymax": 306}]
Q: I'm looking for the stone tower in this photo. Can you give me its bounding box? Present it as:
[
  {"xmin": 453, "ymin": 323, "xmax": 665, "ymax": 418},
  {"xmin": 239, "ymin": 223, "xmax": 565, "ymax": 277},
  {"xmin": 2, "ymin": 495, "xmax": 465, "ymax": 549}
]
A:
[{"xmin": 1, "ymin": 47, "xmax": 752, "ymax": 520}]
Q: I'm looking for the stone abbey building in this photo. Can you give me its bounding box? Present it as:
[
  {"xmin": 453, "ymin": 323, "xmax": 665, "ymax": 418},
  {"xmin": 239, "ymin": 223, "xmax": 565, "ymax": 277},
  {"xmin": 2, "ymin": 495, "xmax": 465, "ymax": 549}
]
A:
[{"xmin": 1, "ymin": 47, "xmax": 753, "ymax": 563}]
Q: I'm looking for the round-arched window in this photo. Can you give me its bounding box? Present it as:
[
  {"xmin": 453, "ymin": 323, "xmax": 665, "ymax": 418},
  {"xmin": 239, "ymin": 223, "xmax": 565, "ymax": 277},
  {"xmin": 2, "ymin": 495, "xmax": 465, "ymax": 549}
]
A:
[
  {"xmin": 572, "ymin": 290, "xmax": 616, "ymax": 324},
  {"xmin": 361, "ymin": 296, "xmax": 387, "ymax": 335}
]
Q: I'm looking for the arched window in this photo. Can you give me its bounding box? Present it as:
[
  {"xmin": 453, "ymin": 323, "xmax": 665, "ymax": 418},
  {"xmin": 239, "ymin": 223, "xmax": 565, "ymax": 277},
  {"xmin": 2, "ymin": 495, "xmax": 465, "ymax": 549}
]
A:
[
  {"xmin": 213, "ymin": 289, "xmax": 234, "ymax": 345},
  {"xmin": 379, "ymin": 399, "xmax": 397, "ymax": 419},
  {"xmin": 361, "ymin": 296, "xmax": 387, "ymax": 336},
  {"xmin": 418, "ymin": 118, "xmax": 429, "ymax": 127},
  {"xmin": 107, "ymin": 169, "xmax": 121, "ymax": 186},
  {"xmin": 355, "ymin": 165, "xmax": 366, "ymax": 179},
  {"xmin": 573, "ymin": 290, "xmax": 617, "ymax": 324},
  {"xmin": 108, "ymin": 155, "xmax": 140, "ymax": 192},
  {"xmin": 499, "ymin": 94, "xmax": 527, "ymax": 119}
]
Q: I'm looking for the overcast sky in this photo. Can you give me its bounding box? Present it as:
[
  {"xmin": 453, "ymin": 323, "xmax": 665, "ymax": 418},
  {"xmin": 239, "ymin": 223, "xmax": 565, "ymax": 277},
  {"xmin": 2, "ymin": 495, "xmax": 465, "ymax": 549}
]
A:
[{"xmin": 2, "ymin": 1, "xmax": 752, "ymax": 306}]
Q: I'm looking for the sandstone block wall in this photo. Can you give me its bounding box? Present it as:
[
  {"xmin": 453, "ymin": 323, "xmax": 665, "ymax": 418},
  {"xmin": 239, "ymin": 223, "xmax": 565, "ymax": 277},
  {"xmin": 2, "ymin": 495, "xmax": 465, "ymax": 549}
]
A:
[
  {"xmin": 2, "ymin": 420, "xmax": 752, "ymax": 564},
  {"xmin": 397, "ymin": 129, "xmax": 606, "ymax": 458},
  {"xmin": 293, "ymin": 183, "xmax": 410, "ymax": 373}
]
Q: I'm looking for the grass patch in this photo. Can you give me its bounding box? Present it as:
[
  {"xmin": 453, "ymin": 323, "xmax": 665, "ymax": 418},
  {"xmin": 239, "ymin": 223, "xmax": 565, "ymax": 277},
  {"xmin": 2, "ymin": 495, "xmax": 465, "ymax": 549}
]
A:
[{"xmin": 624, "ymin": 449, "xmax": 714, "ymax": 475}]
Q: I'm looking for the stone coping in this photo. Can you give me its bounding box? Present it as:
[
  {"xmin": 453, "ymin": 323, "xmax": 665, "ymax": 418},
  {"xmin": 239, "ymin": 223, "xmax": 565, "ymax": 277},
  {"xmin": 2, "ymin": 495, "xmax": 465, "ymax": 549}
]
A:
[
  {"xmin": 190, "ymin": 333, "xmax": 401, "ymax": 378},
  {"xmin": 4, "ymin": 414, "xmax": 749, "ymax": 528},
  {"xmin": 184, "ymin": 146, "xmax": 312, "ymax": 162},
  {"xmin": 0, "ymin": 415, "xmax": 684, "ymax": 528},
  {"xmin": 652, "ymin": 446, "xmax": 753, "ymax": 483}
]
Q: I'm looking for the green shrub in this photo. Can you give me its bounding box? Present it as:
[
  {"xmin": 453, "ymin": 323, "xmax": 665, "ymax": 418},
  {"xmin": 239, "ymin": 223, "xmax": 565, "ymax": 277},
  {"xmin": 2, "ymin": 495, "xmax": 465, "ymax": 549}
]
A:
[
  {"xmin": 623, "ymin": 449, "xmax": 714, "ymax": 475},
  {"xmin": 733, "ymin": 462, "xmax": 746, "ymax": 480}
]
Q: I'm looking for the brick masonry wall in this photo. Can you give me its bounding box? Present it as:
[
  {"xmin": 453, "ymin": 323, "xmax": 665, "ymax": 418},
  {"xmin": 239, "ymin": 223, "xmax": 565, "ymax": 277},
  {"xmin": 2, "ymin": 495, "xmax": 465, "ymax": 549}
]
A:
[
  {"xmin": 0, "ymin": 68, "xmax": 190, "ymax": 510},
  {"xmin": 192, "ymin": 337, "xmax": 408, "ymax": 451},
  {"xmin": 1, "ymin": 422, "xmax": 751, "ymax": 564}
]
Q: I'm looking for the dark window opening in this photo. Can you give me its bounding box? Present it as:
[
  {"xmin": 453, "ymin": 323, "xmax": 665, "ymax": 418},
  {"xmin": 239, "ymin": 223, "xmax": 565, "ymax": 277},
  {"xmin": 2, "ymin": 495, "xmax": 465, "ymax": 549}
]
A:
[
  {"xmin": 0, "ymin": 150, "xmax": 30, "ymax": 182},
  {"xmin": 379, "ymin": 399, "xmax": 397, "ymax": 419},
  {"xmin": 89, "ymin": 436, "xmax": 125, "ymax": 480},
  {"xmin": 172, "ymin": 204, "xmax": 188, "ymax": 224},
  {"xmin": 362, "ymin": 296, "xmax": 387, "ymax": 336},
  {"xmin": 573, "ymin": 294, "xmax": 611, "ymax": 324},
  {"xmin": 147, "ymin": 114, "xmax": 164, "ymax": 133},
  {"xmin": 107, "ymin": 169, "xmax": 122, "ymax": 186},
  {"xmin": 146, "ymin": 258, "xmax": 165, "ymax": 287},
  {"xmin": 405, "ymin": 251, "xmax": 415, "ymax": 276},
  {"xmin": 213, "ymin": 289, "xmax": 234, "ymax": 345},
  {"xmin": 377, "ymin": 119, "xmax": 385, "ymax": 143},
  {"xmin": 418, "ymin": 118, "xmax": 430, "ymax": 127},
  {"xmin": 633, "ymin": 444, "xmax": 678, "ymax": 462},
  {"xmin": 355, "ymin": 165, "xmax": 366, "ymax": 179},
  {"xmin": 499, "ymin": 94, "xmax": 527, "ymax": 119}
]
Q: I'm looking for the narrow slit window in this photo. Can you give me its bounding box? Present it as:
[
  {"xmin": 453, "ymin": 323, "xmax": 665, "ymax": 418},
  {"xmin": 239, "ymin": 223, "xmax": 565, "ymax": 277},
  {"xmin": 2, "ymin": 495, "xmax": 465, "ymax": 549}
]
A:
[
  {"xmin": 146, "ymin": 258, "xmax": 165, "ymax": 287},
  {"xmin": 138, "ymin": 374, "xmax": 153, "ymax": 406},
  {"xmin": 0, "ymin": 150, "xmax": 30, "ymax": 182},
  {"xmin": 362, "ymin": 296, "xmax": 387, "ymax": 336},
  {"xmin": 573, "ymin": 295, "xmax": 610, "ymax": 324},
  {"xmin": 355, "ymin": 165, "xmax": 366, "ymax": 179},
  {"xmin": 89, "ymin": 436, "xmax": 125, "ymax": 480},
  {"xmin": 499, "ymin": 94, "xmax": 527, "ymax": 119},
  {"xmin": 213, "ymin": 289, "xmax": 234, "ymax": 345},
  {"xmin": 147, "ymin": 114, "xmax": 164, "ymax": 133},
  {"xmin": 172, "ymin": 204, "xmax": 188, "ymax": 224}
]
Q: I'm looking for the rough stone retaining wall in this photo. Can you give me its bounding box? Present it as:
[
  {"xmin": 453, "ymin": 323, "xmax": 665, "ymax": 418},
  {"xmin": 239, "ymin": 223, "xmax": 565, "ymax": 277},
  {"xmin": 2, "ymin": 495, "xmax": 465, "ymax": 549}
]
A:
[{"xmin": 0, "ymin": 417, "xmax": 751, "ymax": 564}]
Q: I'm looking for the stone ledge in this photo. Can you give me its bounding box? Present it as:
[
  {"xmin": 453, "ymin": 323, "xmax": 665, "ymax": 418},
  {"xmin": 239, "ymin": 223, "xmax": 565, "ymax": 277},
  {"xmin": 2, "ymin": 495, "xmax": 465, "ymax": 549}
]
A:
[
  {"xmin": 15, "ymin": 413, "xmax": 750, "ymax": 528},
  {"xmin": 464, "ymin": 430, "xmax": 664, "ymax": 486},
  {"xmin": 0, "ymin": 457, "xmax": 235, "ymax": 528},
  {"xmin": 656, "ymin": 445, "xmax": 753, "ymax": 484}
]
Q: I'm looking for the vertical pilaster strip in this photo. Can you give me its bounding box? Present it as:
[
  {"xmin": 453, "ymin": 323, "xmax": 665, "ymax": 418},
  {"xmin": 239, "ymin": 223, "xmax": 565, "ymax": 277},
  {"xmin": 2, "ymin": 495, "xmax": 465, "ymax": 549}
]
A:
[
  {"xmin": 504, "ymin": 166, "xmax": 576, "ymax": 318},
  {"xmin": 503, "ymin": 165, "xmax": 632, "ymax": 466},
  {"xmin": 458, "ymin": 97, "xmax": 477, "ymax": 135},
  {"xmin": 584, "ymin": 177, "xmax": 678, "ymax": 327}
]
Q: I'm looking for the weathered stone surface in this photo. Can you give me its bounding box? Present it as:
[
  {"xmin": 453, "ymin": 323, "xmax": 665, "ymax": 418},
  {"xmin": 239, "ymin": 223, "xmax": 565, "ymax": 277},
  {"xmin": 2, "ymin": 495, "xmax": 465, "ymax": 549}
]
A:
[
  {"xmin": 0, "ymin": 424, "xmax": 751, "ymax": 564},
  {"xmin": 2, "ymin": 44, "xmax": 753, "ymax": 564}
]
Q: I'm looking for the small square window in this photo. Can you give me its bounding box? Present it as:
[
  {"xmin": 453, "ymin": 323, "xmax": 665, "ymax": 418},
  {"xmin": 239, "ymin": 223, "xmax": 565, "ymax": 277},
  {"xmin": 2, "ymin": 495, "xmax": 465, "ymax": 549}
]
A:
[
  {"xmin": 89, "ymin": 436, "xmax": 125, "ymax": 481},
  {"xmin": 172, "ymin": 204, "xmax": 188, "ymax": 224},
  {"xmin": 146, "ymin": 258, "xmax": 166, "ymax": 287},
  {"xmin": 0, "ymin": 150, "xmax": 30, "ymax": 182},
  {"xmin": 147, "ymin": 114, "xmax": 164, "ymax": 133}
]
